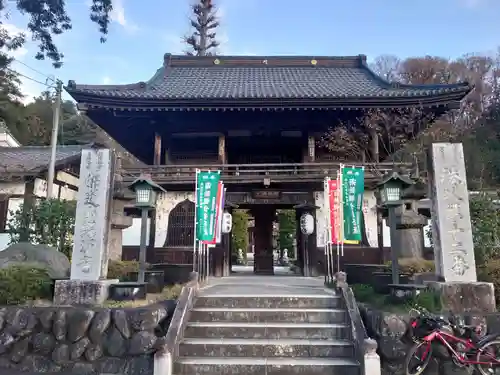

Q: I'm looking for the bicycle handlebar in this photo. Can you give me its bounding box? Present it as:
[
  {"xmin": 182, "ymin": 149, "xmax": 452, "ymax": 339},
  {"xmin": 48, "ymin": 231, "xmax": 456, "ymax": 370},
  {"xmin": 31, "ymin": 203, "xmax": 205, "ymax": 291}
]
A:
[{"xmin": 410, "ymin": 307, "xmax": 472, "ymax": 330}]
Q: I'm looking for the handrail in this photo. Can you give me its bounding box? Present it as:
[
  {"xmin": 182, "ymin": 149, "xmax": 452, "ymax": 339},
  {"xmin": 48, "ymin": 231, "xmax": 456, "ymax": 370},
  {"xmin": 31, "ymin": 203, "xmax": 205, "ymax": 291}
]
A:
[
  {"xmin": 121, "ymin": 162, "xmax": 412, "ymax": 184},
  {"xmin": 124, "ymin": 161, "xmax": 411, "ymax": 170}
]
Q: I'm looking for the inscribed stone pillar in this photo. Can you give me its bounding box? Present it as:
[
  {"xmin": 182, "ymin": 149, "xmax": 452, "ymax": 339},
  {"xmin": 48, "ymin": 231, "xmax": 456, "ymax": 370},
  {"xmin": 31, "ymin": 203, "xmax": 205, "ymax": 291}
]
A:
[
  {"xmin": 54, "ymin": 148, "xmax": 118, "ymax": 305},
  {"xmin": 70, "ymin": 148, "xmax": 113, "ymax": 281},
  {"xmin": 428, "ymin": 143, "xmax": 476, "ymax": 282}
]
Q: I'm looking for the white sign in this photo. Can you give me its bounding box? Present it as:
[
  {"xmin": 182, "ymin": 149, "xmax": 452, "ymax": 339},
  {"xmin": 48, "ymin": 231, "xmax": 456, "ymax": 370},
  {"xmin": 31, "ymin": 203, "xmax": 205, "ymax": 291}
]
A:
[
  {"xmin": 70, "ymin": 149, "xmax": 113, "ymax": 281},
  {"xmin": 429, "ymin": 143, "xmax": 476, "ymax": 282}
]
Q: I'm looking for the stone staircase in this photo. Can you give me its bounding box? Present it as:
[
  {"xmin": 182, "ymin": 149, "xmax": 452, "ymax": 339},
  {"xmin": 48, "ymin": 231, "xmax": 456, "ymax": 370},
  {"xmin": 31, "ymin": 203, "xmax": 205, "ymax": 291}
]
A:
[{"xmin": 173, "ymin": 291, "xmax": 361, "ymax": 375}]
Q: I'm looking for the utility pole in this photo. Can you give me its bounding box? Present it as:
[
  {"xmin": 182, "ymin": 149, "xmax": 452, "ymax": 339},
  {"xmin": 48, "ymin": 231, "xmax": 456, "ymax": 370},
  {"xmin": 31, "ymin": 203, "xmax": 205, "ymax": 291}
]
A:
[{"xmin": 46, "ymin": 80, "xmax": 63, "ymax": 199}]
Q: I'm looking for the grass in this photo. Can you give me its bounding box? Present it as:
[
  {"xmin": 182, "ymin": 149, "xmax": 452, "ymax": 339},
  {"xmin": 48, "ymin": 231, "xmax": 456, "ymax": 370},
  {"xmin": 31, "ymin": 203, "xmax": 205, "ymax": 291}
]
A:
[
  {"xmin": 103, "ymin": 284, "xmax": 183, "ymax": 308},
  {"xmin": 351, "ymin": 284, "xmax": 442, "ymax": 313},
  {"xmin": 19, "ymin": 283, "xmax": 184, "ymax": 308}
]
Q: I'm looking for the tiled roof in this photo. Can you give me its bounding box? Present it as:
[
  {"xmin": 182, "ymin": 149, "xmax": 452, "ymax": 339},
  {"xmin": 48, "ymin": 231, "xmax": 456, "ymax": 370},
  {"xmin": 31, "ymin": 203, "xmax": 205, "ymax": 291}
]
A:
[
  {"xmin": 0, "ymin": 145, "xmax": 86, "ymax": 174},
  {"xmin": 65, "ymin": 54, "xmax": 472, "ymax": 103}
]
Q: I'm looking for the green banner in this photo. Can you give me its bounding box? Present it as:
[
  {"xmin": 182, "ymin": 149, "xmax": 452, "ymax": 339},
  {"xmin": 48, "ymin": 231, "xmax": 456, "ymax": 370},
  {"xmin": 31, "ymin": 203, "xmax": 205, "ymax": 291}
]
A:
[
  {"xmin": 195, "ymin": 171, "xmax": 221, "ymax": 241},
  {"xmin": 342, "ymin": 167, "xmax": 364, "ymax": 241}
]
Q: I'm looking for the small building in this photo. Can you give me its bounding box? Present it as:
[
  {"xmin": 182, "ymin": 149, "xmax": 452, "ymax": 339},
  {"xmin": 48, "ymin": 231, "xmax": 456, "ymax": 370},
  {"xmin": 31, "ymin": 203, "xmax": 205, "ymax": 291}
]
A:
[
  {"xmin": 0, "ymin": 141, "xmax": 84, "ymax": 250},
  {"xmin": 66, "ymin": 53, "xmax": 472, "ymax": 276}
]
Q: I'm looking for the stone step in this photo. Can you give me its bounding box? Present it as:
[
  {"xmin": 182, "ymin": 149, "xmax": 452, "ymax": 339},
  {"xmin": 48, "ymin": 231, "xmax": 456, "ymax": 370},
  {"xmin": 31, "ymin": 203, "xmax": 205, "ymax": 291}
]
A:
[
  {"xmin": 184, "ymin": 321, "xmax": 352, "ymax": 340},
  {"xmin": 195, "ymin": 294, "xmax": 343, "ymax": 309},
  {"xmin": 178, "ymin": 338, "xmax": 355, "ymax": 358},
  {"xmin": 189, "ymin": 307, "xmax": 348, "ymax": 324},
  {"xmin": 174, "ymin": 357, "xmax": 360, "ymax": 375}
]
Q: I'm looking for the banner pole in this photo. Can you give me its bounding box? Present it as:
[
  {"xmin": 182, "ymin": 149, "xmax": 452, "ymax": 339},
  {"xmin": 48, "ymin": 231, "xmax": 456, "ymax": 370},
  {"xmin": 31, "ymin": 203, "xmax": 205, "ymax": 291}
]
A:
[
  {"xmin": 340, "ymin": 164, "xmax": 345, "ymax": 258},
  {"xmin": 336, "ymin": 170, "xmax": 340, "ymax": 273},
  {"xmin": 193, "ymin": 169, "xmax": 200, "ymax": 273},
  {"xmin": 324, "ymin": 177, "xmax": 330, "ymax": 284}
]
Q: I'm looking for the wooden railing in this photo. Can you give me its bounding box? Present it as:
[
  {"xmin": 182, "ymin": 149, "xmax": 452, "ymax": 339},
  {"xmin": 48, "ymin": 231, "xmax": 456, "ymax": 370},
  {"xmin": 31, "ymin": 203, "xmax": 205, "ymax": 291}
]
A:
[{"xmin": 121, "ymin": 162, "xmax": 412, "ymax": 185}]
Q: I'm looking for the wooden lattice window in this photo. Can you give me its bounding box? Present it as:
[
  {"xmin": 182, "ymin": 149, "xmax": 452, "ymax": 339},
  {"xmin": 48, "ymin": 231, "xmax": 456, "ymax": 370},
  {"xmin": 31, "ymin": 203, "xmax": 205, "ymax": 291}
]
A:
[{"xmin": 165, "ymin": 199, "xmax": 195, "ymax": 247}]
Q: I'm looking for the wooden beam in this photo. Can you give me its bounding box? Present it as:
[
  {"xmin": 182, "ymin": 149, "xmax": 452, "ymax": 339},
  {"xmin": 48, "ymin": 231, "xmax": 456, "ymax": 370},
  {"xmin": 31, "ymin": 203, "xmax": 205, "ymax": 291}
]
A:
[{"xmin": 154, "ymin": 133, "xmax": 162, "ymax": 165}]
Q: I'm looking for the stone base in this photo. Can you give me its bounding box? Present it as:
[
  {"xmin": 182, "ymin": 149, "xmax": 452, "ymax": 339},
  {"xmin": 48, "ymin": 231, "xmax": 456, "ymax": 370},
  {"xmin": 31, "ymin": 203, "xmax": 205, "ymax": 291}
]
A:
[
  {"xmin": 53, "ymin": 279, "xmax": 119, "ymax": 305},
  {"xmin": 426, "ymin": 281, "xmax": 496, "ymax": 313}
]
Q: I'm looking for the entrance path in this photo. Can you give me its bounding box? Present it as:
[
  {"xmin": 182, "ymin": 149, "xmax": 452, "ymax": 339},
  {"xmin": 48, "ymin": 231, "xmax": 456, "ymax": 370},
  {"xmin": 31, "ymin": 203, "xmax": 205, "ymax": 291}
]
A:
[{"xmin": 200, "ymin": 275, "xmax": 332, "ymax": 297}]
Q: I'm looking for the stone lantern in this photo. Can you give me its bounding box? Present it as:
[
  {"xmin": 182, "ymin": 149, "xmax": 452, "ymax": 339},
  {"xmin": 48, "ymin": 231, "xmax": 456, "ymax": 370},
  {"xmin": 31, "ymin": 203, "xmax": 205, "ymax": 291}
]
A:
[{"xmin": 394, "ymin": 181, "xmax": 428, "ymax": 259}]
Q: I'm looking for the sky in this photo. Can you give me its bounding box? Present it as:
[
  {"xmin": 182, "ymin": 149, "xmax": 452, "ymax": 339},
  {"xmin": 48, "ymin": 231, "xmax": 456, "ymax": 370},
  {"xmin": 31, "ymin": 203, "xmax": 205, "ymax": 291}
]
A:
[{"xmin": 3, "ymin": 0, "xmax": 500, "ymax": 103}]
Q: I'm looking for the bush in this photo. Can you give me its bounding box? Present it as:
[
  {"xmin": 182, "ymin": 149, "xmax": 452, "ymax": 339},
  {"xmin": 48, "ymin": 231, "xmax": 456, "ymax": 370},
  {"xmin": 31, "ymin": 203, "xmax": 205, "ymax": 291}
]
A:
[
  {"xmin": 107, "ymin": 260, "xmax": 148, "ymax": 280},
  {"xmin": 477, "ymin": 260, "xmax": 500, "ymax": 303},
  {"xmin": 7, "ymin": 198, "xmax": 76, "ymax": 259},
  {"xmin": 231, "ymin": 209, "xmax": 249, "ymax": 261},
  {"xmin": 0, "ymin": 265, "xmax": 53, "ymax": 305},
  {"xmin": 470, "ymin": 193, "xmax": 500, "ymax": 266},
  {"xmin": 386, "ymin": 258, "xmax": 435, "ymax": 276}
]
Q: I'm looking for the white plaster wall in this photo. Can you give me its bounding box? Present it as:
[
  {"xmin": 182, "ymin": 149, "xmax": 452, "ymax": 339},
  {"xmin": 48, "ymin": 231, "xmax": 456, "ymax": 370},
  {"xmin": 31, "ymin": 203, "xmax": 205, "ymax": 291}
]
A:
[
  {"xmin": 315, "ymin": 191, "xmax": 327, "ymax": 248},
  {"xmin": 0, "ymin": 132, "xmax": 20, "ymax": 147},
  {"xmin": 363, "ymin": 191, "xmax": 378, "ymax": 247},
  {"xmin": 315, "ymin": 189, "xmax": 432, "ymax": 248},
  {"xmin": 154, "ymin": 191, "xmax": 195, "ymax": 247},
  {"xmin": 122, "ymin": 218, "xmax": 150, "ymax": 246},
  {"xmin": 122, "ymin": 191, "xmax": 195, "ymax": 247}
]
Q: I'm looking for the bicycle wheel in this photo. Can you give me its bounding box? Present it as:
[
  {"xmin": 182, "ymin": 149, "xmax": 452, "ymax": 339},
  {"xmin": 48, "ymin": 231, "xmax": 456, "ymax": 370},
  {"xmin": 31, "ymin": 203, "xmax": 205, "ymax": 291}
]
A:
[
  {"xmin": 476, "ymin": 339, "xmax": 500, "ymax": 375},
  {"xmin": 405, "ymin": 341, "xmax": 433, "ymax": 375}
]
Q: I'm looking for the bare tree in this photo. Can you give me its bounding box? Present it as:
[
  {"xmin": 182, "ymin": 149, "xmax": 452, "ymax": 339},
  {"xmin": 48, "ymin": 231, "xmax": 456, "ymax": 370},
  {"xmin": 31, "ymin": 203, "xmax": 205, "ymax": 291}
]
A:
[
  {"xmin": 318, "ymin": 108, "xmax": 436, "ymax": 174},
  {"xmin": 184, "ymin": 0, "xmax": 220, "ymax": 56},
  {"xmin": 370, "ymin": 55, "xmax": 401, "ymax": 82}
]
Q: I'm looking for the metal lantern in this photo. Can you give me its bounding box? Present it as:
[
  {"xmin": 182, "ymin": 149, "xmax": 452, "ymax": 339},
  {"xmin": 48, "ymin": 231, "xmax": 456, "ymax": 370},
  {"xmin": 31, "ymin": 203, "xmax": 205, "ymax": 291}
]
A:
[
  {"xmin": 300, "ymin": 213, "xmax": 314, "ymax": 235},
  {"xmin": 128, "ymin": 174, "xmax": 166, "ymax": 209},
  {"xmin": 376, "ymin": 171, "xmax": 414, "ymax": 206},
  {"xmin": 221, "ymin": 212, "xmax": 233, "ymax": 233}
]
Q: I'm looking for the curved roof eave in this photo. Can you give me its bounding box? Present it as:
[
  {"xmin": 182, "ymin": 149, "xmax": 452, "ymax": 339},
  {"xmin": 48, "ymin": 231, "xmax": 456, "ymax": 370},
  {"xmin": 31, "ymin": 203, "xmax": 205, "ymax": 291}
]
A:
[{"xmin": 66, "ymin": 88, "xmax": 472, "ymax": 111}]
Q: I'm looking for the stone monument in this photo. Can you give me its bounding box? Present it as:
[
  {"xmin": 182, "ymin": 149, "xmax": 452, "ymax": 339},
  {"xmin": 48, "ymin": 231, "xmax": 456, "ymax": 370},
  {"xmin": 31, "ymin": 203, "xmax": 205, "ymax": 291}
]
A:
[
  {"xmin": 427, "ymin": 143, "xmax": 495, "ymax": 313},
  {"xmin": 54, "ymin": 148, "xmax": 119, "ymax": 305},
  {"xmin": 428, "ymin": 143, "xmax": 476, "ymax": 282}
]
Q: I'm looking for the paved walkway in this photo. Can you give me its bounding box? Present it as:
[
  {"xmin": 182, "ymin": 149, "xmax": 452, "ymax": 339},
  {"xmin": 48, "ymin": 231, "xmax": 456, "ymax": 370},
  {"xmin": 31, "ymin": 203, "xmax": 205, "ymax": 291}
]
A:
[{"xmin": 201, "ymin": 274, "xmax": 332, "ymax": 297}]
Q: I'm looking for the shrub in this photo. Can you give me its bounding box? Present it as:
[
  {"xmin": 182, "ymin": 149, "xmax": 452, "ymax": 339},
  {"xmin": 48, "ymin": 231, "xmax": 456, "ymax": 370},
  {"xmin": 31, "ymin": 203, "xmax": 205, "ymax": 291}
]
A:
[
  {"xmin": 386, "ymin": 258, "xmax": 435, "ymax": 276},
  {"xmin": 107, "ymin": 260, "xmax": 148, "ymax": 280},
  {"xmin": 470, "ymin": 193, "xmax": 500, "ymax": 266},
  {"xmin": 231, "ymin": 209, "xmax": 249, "ymax": 262},
  {"xmin": 7, "ymin": 198, "xmax": 76, "ymax": 259},
  {"xmin": 0, "ymin": 265, "xmax": 53, "ymax": 305},
  {"xmin": 477, "ymin": 260, "xmax": 500, "ymax": 303},
  {"xmin": 351, "ymin": 284, "xmax": 375, "ymax": 302}
]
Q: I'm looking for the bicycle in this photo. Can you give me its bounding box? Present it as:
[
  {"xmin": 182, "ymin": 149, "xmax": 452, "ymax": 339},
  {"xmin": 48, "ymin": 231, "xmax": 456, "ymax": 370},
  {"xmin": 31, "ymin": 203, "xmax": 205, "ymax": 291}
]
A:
[{"xmin": 404, "ymin": 307, "xmax": 500, "ymax": 375}]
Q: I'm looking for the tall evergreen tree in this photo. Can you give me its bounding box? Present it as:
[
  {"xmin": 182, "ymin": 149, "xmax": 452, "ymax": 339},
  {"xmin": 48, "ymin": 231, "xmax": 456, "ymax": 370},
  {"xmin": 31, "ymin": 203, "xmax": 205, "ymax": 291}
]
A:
[{"xmin": 184, "ymin": 0, "xmax": 220, "ymax": 56}]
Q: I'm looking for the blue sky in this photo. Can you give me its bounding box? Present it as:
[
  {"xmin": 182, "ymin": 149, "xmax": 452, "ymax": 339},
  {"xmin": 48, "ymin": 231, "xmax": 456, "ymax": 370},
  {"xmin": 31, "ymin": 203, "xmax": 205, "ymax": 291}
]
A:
[{"xmin": 4, "ymin": 0, "xmax": 500, "ymax": 102}]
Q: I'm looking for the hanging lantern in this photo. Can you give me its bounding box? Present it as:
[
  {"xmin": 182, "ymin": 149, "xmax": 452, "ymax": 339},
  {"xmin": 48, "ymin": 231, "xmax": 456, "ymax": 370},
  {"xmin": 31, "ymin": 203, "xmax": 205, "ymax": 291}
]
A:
[
  {"xmin": 300, "ymin": 213, "xmax": 314, "ymax": 235},
  {"xmin": 221, "ymin": 212, "xmax": 233, "ymax": 233}
]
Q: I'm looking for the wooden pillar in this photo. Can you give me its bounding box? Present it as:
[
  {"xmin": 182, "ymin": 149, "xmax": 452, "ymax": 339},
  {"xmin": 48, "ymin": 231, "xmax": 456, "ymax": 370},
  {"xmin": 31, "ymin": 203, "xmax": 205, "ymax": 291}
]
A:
[
  {"xmin": 154, "ymin": 133, "xmax": 162, "ymax": 165},
  {"xmin": 148, "ymin": 135, "xmax": 161, "ymax": 262},
  {"xmin": 307, "ymin": 135, "xmax": 315, "ymax": 162},
  {"xmin": 20, "ymin": 179, "xmax": 35, "ymax": 242},
  {"xmin": 296, "ymin": 202, "xmax": 319, "ymax": 277},
  {"xmin": 370, "ymin": 129, "xmax": 379, "ymax": 162},
  {"xmin": 218, "ymin": 134, "xmax": 226, "ymax": 164}
]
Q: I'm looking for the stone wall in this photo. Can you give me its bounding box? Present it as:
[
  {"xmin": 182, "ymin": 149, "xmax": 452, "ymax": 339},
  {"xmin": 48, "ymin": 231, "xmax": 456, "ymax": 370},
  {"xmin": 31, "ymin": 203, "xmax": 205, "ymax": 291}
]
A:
[
  {"xmin": 359, "ymin": 304, "xmax": 500, "ymax": 375},
  {"xmin": 0, "ymin": 302, "xmax": 175, "ymax": 374}
]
